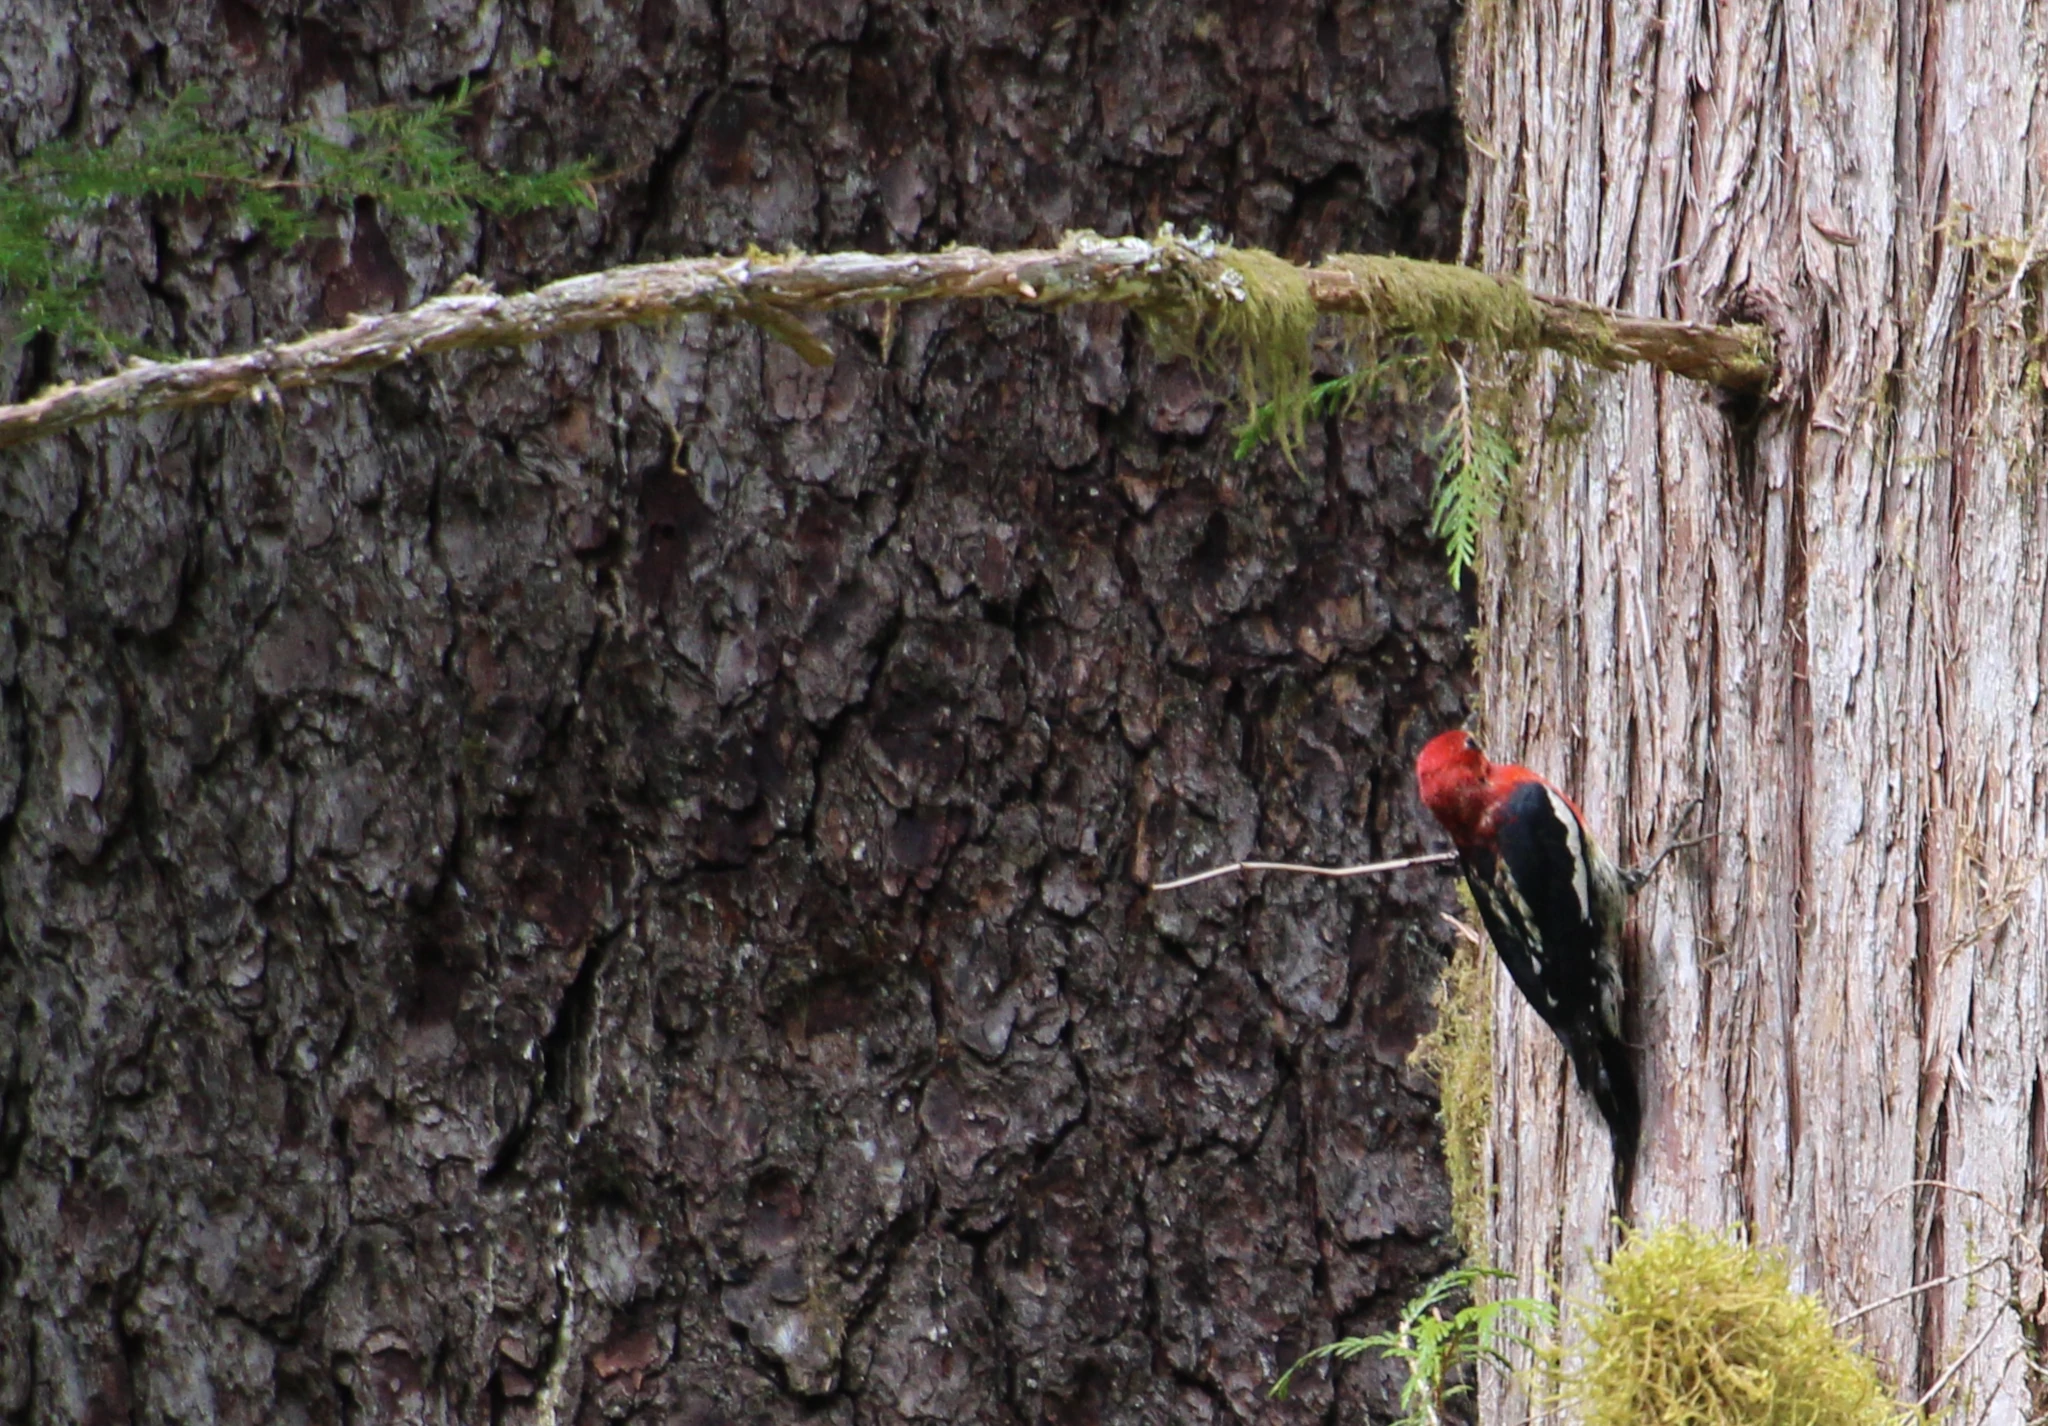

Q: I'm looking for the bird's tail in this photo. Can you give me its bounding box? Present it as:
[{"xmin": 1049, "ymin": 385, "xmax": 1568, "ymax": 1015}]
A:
[{"xmin": 1568, "ymin": 1030, "xmax": 1641, "ymax": 1213}]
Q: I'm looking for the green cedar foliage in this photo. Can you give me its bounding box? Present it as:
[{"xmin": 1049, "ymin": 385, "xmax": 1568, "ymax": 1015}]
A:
[
  {"xmin": 1237, "ymin": 342, "xmax": 1520, "ymax": 589},
  {"xmin": 1426, "ymin": 362, "xmax": 1520, "ymax": 590},
  {"xmin": 0, "ymin": 67, "xmax": 595, "ymax": 357}
]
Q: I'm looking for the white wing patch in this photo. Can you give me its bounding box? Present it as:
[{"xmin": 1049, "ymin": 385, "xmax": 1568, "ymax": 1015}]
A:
[{"xmin": 1543, "ymin": 785, "xmax": 1591, "ymax": 925}]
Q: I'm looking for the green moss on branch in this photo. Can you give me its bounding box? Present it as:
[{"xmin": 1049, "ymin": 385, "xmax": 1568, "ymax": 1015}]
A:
[
  {"xmin": 1138, "ymin": 241, "xmax": 1317, "ymax": 455},
  {"xmin": 1323, "ymin": 254, "xmax": 1545, "ymax": 349},
  {"xmin": 1304, "ymin": 258, "xmax": 1774, "ymax": 392}
]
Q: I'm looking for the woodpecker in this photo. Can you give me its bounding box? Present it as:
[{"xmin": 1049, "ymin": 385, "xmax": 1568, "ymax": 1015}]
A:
[{"xmin": 1415, "ymin": 729, "xmax": 1641, "ymax": 1193}]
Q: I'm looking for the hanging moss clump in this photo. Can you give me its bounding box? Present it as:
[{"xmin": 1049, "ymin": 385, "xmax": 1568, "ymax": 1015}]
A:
[
  {"xmin": 1134, "ymin": 235, "xmax": 1317, "ymax": 457},
  {"xmin": 1566, "ymin": 1227, "xmax": 1919, "ymax": 1426},
  {"xmin": 1208, "ymin": 246, "xmax": 1317, "ymax": 425}
]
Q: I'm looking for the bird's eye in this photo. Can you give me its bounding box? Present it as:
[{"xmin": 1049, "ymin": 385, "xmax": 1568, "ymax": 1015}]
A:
[{"xmin": 1463, "ymin": 735, "xmax": 1477, "ymax": 751}]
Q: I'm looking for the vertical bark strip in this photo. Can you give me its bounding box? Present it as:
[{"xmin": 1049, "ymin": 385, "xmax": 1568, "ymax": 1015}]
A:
[{"xmin": 1467, "ymin": 0, "xmax": 2048, "ymax": 1419}]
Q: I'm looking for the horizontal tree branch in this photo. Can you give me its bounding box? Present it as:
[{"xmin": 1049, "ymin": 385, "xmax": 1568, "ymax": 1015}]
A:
[{"xmin": 0, "ymin": 231, "xmax": 1775, "ymax": 451}]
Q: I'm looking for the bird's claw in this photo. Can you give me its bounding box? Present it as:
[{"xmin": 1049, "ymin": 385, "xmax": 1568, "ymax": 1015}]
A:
[{"xmin": 1622, "ymin": 797, "xmax": 1718, "ymax": 893}]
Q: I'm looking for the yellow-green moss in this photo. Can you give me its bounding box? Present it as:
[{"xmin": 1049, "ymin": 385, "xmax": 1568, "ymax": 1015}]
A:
[
  {"xmin": 1210, "ymin": 246, "xmax": 1316, "ymax": 404},
  {"xmin": 1411, "ymin": 898, "xmax": 1494, "ymax": 1261},
  {"xmin": 1565, "ymin": 1227, "xmax": 1919, "ymax": 1426},
  {"xmin": 1134, "ymin": 236, "xmax": 1317, "ymax": 456},
  {"xmin": 1327, "ymin": 253, "xmax": 1545, "ymax": 351}
]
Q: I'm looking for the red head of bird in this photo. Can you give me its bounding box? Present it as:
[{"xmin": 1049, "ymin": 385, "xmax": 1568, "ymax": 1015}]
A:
[{"xmin": 1415, "ymin": 729, "xmax": 1494, "ymax": 845}]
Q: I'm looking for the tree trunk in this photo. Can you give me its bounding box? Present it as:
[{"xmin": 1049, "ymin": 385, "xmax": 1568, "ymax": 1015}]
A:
[
  {"xmin": 1465, "ymin": 2, "xmax": 2048, "ymax": 1420},
  {"xmin": 0, "ymin": 4, "xmax": 1472, "ymax": 1425}
]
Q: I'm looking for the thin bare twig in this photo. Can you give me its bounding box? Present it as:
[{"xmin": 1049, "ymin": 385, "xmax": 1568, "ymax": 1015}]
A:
[
  {"xmin": 0, "ymin": 233, "xmax": 1776, "ymax": 451},
  {"xmin": 1149, "ymin": 849, "xmax": 1457, "ymax": 893},
  {"xmin": 1868, "ymin": 1180, "xmax": 2029, "ymax": 1236},
  {"xmin": 1831, "ymin": 1254, "xmax": 2011, "ymax": 1328},
  {"xmin": 1441, "ymin": 913, "xmax": 1484, "ymax": 946},
  {"xmin": 1969, "ymin": 1350, "xmax": 2026, "ymax": 1426},
  {"xmin": 1919, "ymin": 1310, "xmax": 2007, "ymax": 1409}
]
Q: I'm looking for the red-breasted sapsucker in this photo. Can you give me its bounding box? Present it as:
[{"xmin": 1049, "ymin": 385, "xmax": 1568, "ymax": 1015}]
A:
[{"xmin": 1416, "ymin": 729, "xmax": 1640, "ymax": 1190}]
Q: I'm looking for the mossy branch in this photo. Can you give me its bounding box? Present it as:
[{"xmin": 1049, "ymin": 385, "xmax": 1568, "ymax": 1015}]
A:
[
  {"xmin": 0, "ymin": 231, "xmax": 1774, "ymax": 451},
  {"xmin": 1310, "ymin": 255, "xmax": 1775, "ymax": 389}
]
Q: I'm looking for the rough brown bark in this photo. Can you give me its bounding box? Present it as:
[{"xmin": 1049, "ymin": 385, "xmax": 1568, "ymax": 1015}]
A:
[
  {"xmin": 1465, "ymin": 2, "xmax": 2048, "ymax": 1422},
  {"xmin": 0, "ymin": 4, "xmax": 1472, "ymax": 1425}
]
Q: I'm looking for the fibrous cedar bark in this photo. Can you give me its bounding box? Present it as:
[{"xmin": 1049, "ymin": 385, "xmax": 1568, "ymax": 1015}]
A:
[
  {"xmin": 0, "ymin": 3, "xmax": 1470, "ymax": 1425},
  {"xmin": 1466, "ymin": 1, "xmax": 2048, "ymax": 1421}
]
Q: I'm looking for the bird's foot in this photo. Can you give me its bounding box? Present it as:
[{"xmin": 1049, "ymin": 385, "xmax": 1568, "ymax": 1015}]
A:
[{"xmin": 1620, "ymin": 796, "xmax": 1714, "ymax": 893}]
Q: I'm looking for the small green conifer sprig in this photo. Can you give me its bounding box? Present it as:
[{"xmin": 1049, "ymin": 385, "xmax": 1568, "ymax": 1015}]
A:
[
  {"xmin": 1238, "ymin": 342, "xmax": 1521, "ymax": 587},
  {"xmin": 1427, "ymin": 358, "xmax": 1520, "ymax": 589},
  {"xmin": 1271, "ymin": 1265, "xmax": 1554, "ymax": 1426},
  {"xmin": 0, "ymin": 66, "xmax": 597, "ymax": 355}
]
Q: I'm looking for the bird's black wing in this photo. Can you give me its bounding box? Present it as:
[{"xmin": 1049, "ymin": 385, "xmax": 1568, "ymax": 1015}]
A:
[
  {"xmin": 1461, "ymin": 778, "xmax": 1639, "ymax": 1189},
  {"xmin": 1458, "ymin": 779, "xmax": 1608, "ymax": 1033},
  {"xmin": 1490, "ymin": 779, "xmax": 1611, "ymax": 994}
]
